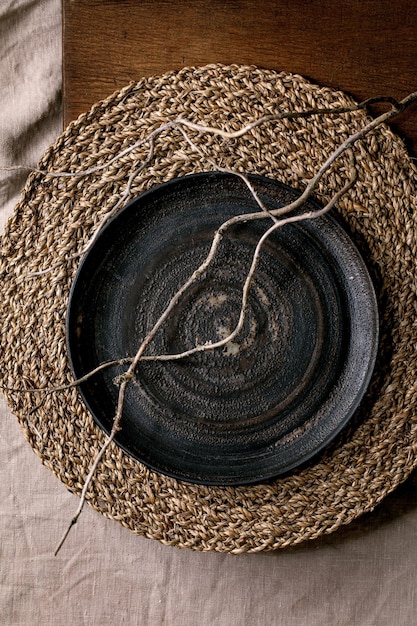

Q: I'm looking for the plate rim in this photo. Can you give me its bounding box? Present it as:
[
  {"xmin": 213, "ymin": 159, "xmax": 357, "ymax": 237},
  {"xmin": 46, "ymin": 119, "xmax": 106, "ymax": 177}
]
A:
[{"xmin": 66, "ymin": 171, "xmax": 379, "ymax": 485}]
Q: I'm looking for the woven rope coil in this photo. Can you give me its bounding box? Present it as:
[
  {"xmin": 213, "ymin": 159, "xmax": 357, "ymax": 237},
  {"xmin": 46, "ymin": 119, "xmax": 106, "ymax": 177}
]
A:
[{"xmin": 1, "ymin": 64, "xmax": 417, "ymax": 552}]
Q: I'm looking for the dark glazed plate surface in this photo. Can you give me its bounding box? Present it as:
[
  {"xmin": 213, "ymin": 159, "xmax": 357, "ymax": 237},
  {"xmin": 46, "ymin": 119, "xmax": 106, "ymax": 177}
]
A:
[{"xmin": 66, "ymin": 172, "xmax": 379, "ymax": 485}]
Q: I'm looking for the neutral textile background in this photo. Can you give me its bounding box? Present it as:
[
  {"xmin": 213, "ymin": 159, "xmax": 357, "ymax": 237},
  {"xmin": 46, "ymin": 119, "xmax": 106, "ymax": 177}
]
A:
[{"xmin": 2, "ymin": 2, "xmax": 417, "ymax": 624}]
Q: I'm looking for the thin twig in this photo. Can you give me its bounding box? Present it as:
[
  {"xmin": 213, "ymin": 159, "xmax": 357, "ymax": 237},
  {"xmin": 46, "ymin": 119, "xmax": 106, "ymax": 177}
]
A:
[
  {"xmin": 140, "ymin": 157, "xmax": 357, "ymax": 362},
  {"xmin": 54, "ymin": 164, "xmax": 357, "ymax": 556},
  {"xmin": 26, "ymin": 139, "xmax": 157, "ymax": 278},
  {"xmin": 177, "ymin": 124, "xmax": 280, "ymax": 225},
  {"xmin": 55, "ymin": 92, "xmax": 417, "ymax": 555},
  {"xmin": 3, "ymin": 89, "xmax": 414, "ymax": 554},
  {"xmin": 1, "ymin": 94, "xmax": 412, "ymax": 181},
  {"xmin": 0, "ymin": 358, "xmax": 132, "ymax": 395},
  {"xmin": 17, "ymin": 92, "xmax": 417, "ymax": 281}
]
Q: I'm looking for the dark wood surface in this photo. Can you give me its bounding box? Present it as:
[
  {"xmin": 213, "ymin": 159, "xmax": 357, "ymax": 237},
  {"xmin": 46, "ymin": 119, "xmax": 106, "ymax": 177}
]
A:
[{"xmin": 63, "ymin": 0, "xmax": 417, "ymax": 155}]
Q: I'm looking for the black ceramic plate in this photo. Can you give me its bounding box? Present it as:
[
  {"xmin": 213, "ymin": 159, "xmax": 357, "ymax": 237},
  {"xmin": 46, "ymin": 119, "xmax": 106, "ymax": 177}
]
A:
[{"xmin": 66, "ymin": 172, "xmax": 379, "ymax": 485}]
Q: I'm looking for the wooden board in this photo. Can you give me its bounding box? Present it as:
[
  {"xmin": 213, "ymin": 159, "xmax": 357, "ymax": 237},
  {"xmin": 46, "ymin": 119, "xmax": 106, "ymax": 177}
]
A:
[{"xmin": 63, "ymin": 0, "xmax": 417, "ymax": 155}]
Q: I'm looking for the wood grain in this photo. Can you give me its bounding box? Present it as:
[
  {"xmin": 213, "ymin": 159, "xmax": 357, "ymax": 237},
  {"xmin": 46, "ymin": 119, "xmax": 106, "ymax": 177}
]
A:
[{"xmin": 63, "ymin": 0, "xmax": 417, "ymax": 155}]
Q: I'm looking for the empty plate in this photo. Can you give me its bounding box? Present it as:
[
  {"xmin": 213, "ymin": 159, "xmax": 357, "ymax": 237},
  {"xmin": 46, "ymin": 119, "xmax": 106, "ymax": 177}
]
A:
[{"xmin": 66, "ymin": 172, "xmax": 379, "ymax": 485}]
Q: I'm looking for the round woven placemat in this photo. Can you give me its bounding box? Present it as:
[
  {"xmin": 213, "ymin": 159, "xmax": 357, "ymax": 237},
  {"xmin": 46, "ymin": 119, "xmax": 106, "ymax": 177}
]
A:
[{"xmin": 1, "ymin": 64, "xmax": 417, "ymax": 552}]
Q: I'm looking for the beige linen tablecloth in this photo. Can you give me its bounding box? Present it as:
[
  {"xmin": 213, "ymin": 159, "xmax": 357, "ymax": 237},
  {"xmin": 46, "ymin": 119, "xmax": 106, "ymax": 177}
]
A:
[{"xmin": 2, "ymin": 2, "xmax": 417, "ymax": 624}]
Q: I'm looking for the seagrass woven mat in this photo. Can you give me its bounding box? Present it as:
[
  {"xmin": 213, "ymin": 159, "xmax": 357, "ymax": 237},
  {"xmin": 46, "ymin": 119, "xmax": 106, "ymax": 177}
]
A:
[{"xmin": 1, "ymin": 64, "xmax": 417, "ymax": 553}]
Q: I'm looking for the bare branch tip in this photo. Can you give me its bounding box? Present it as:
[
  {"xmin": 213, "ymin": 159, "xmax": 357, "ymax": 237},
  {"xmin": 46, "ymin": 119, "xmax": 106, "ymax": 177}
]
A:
[{"xmin": 54, "ymin": 516, "xmax": 78, "ymax": 557}]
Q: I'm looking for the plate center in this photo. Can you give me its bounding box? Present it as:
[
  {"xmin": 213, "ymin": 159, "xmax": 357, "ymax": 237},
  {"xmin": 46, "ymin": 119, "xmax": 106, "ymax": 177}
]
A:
[{"xmin": 125, "ymin": 231, "xmax": 343, "ymax": 440}]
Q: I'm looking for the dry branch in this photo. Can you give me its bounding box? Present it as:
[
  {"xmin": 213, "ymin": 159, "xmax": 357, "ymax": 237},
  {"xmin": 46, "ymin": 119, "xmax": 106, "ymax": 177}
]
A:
[{"xmin": 2, "ymin": 89, "xmax": 417, "ymax": 554}]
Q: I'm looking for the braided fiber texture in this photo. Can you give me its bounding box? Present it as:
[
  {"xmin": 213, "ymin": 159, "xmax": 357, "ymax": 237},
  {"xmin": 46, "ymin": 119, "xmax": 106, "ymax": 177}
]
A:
[{"xmin": 1, "ymin": 65, "xmax": 417, "ymax": 552}]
